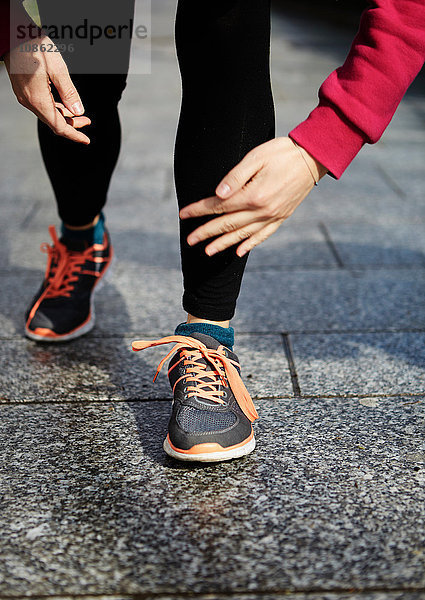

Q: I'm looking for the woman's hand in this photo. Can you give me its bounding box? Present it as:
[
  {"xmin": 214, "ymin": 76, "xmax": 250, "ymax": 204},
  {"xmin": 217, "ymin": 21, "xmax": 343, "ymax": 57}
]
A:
[
  {"xmin": 180, "ymin": 137, "xmax": 328, "ymax": 257},
  {"xmin": 4, "ymin": 34, "xmax": 91, "ymax": 144}
]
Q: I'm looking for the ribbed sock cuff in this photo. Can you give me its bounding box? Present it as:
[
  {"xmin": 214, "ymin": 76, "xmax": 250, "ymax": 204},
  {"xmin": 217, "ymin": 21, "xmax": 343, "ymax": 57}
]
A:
[
  {"xmin": 175, "ymin": 322, "xmax": 234, "ymax": 351},
  {"xmin": 61, "ymin": 212, "xmax": 105, "ymax": 245}
]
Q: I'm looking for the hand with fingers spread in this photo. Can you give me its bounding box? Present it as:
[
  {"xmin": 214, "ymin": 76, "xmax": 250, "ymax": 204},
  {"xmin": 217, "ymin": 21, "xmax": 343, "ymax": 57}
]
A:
[
  {"xmin": 4, "ymin": 34, "xmax": 91, "ymax": 144},
  {"xmin": 180, "ymin": 137, "xmax": 328, "ymax": 257}
]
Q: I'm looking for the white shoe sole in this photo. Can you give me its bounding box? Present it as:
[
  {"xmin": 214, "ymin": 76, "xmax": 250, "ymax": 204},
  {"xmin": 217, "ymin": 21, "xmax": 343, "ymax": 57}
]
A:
[
  {"xmin": 163, "ymin": 435, "xmax": 256, "ymax": 463},
  {"xmin": 25, "ymin": 255, "xmax": 114, "ymax": 343}
]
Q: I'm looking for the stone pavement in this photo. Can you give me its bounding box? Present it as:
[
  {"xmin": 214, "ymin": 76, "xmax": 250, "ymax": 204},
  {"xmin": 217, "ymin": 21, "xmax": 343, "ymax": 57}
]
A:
[{"xmin": 1, "ymin": 1, "xmax": 425, "ymax": 597}]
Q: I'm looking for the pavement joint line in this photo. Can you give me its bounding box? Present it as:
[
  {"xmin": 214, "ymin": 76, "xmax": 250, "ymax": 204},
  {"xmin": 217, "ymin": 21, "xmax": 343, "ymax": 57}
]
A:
[
  {"xmin": 2, "ymin": 265, "xmax": 425, "ymax": 277},
  {"xmin": 375, "ymin": 161, "xmax": 408, "ymax": 199},
  {"xmin": 1, "ymin": 585, "xmax": 425, "ymax": 599},
  {"xmin": 246, "ymin": 264, "xmax": 425, "ymax": 271},
  {"xmin": 318, "ymin": 221, "xmax": 345, "ymax": 268},
  {"xmin": 2, "ymin": 328, "xmax": 425, "ymax": 342},
  {"xmin": 19, "ymin": 199, "xmax": 44, "ymax": 230},
  {"xmin": 282, "ymin": 332, "xmax": 302, "ymax": 397},
  {"xmin": 1, "ymin": 393, "xmax": 423, "ymax": 407}
]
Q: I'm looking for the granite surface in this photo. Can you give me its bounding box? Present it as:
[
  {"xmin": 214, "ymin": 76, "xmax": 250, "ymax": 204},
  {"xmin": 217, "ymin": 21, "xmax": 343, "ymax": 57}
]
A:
[
  {"xmin": 1, "ymin": 399, "xmax": 424, "ymax": 595},
  {"xmin": 236, "ymin": 268, "xmax": 425, "ymax": 333},
  {"xmin": 2, "ymin": 265, "xmax": 424, "ymax": 339},
  {"xmin": 325, "ymin": 222, "xmax": 425, "ymax": 267},
  {"xmin": 0, "ymin": 334, "xmax": 292, "ymax": 403},
  {"xmin": 291, "ymin": 332, "xmax": 425, "ymax": 397},
  {"xmin": 246, "ymin": 223, "xmax": 337, "ymax": 270},
  {"xmin": 7, "ymin": 596, "xmax": 425, "ymax": 600},
  {"xmin": 0, "ymin": 0, "xmax": 424, "ymax": 597},
  {"xmin": 7, "ymin": 595, "xmax": 425, "ymax": 600}
]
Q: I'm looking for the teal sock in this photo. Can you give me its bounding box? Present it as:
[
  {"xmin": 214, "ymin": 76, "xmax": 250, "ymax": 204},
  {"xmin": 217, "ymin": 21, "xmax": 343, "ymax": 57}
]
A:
[
  {"xmin": 175, "ymin": 322, "xmax": 234, "ymax": 351},
  {"xmin": 61, "ymin": 212, "xmax": 105, "ymax": 245}
]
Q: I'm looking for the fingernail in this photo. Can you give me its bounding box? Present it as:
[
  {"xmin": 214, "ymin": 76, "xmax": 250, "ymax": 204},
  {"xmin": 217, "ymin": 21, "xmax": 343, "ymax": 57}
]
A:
[
  {"xmin": 206, "ymin": 247, "xmax": 217, "ymax": 256},
  {"xmin": 216, "ymin": 183, "xmax": 231, "ymax": 197},
  {"xmin": 187, "ymin": 236, "xmax": 197, "ymax": 246},
  {"xmin": 71, "ymin": 101, "xmax": 84, "ymax": 115}
]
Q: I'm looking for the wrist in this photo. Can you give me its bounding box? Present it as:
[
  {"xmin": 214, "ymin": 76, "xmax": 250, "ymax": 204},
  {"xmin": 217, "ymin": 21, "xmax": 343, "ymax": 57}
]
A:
[
  {"xmin": 290, "ymin": 138, "xmax": 327, "ymax": 186},
  {"xmin": 298, "ymin": 144, "xmax": 328, "ymax": 182}
]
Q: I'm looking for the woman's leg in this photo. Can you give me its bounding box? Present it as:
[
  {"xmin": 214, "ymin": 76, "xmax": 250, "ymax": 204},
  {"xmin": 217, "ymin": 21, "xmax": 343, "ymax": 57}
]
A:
[
  {"xmin": 37, "ymin": 73, "xmax": 127, "ymax": 226},
  {"xmin": 36, "ymin": 0, "xmax": 133, "ymax": 226},
  {"xmin": 26, "ymin": 1, "xmax": 133, "ymax": 341},
  {"xmin": 174, "ymin": 0, "xmax": 275, "ymax": 322}
]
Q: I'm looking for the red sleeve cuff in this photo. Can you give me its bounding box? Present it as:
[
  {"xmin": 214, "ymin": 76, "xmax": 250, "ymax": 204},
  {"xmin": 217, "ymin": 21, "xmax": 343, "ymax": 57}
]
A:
[
  {"xmin": 289, "ymin": 103, "xmax": 368, "ymax": 179},
  {"xmin": 0, "ymin": 1, "xmax": 41, "ymax": 60}
]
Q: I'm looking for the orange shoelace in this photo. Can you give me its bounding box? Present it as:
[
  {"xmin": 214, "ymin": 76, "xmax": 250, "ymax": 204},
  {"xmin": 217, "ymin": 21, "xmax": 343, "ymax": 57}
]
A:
[
  {"xmin": 132, "ymin": 335, "xmax": 258, "ymax": 422},
  {"xmin": 41, "ymin": 225, "xmax": 103, "ymax": 298}
]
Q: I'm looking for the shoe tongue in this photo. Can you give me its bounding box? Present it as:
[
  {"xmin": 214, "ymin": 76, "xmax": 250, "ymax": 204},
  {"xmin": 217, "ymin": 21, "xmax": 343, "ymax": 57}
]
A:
[
  {"xmin": 60, "ymin": 236, "xmax": 89, "ymax": 252},
  {"xmin": 186, "ymin": 331, "xmax": 239, "ymax": 365},
  {"xmin": 178, "ymin": 333, "xmax": 224, "ymax": 406},
  {"xmin": 187, "ymin": 332, "xmax": 221, "ymax": 350}
]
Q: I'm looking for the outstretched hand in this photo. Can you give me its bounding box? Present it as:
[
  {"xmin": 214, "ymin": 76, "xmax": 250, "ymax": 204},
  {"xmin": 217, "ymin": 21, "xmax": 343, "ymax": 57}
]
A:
[
  {"xmin": 180, "ymin": 137, "xmax": 328, "ymax": 257},
  {"xmin": 4, "ymin": 34, "xmax": 91, "ymax": 144}
]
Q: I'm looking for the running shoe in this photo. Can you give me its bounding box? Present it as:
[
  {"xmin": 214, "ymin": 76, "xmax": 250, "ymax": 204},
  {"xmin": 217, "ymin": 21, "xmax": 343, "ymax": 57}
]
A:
[
  {"xmin": 25, "ymin": 225, "xmax": 113, "ymax": 341},
  {"xmin": 132, "ymin": 332, "xmax": 258, "ymax": 462}
]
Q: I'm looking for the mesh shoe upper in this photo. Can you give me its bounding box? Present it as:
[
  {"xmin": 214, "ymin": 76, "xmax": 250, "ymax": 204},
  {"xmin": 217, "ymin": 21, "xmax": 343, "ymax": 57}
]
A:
[
  {"xmin": 176, "ymin": 404, "xmax": 237, "ymax": 433},
  {"xmin": 132, "ymin": 333, "xmax": 257, "ymax": 452}
]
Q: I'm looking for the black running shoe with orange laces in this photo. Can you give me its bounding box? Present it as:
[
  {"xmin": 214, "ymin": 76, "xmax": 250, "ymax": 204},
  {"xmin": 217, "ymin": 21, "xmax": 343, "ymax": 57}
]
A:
[
  {"xmin": 132, "ymin": 332, "xmax": 258, "ymax": 462},
  {"xmin": 25, "ymin": 225, "xmax": 113, "ymax": 342}
]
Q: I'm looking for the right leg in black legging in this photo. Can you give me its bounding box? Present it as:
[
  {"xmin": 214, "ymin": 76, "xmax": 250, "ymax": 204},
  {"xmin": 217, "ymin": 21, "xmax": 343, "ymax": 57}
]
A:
[{"xmin": 174, "ymin": 0, "xmax": 275, "ymax": 322}]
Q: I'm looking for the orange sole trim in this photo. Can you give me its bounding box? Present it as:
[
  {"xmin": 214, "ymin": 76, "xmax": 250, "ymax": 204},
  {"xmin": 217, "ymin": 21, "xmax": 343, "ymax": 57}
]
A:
[
  {"xmin": 31, "ymin": 312, "xmax": 91, "ymax": 338},
  {"xmin": 166, "ymin": 430, "xmax": 254, "ymax": 455}
]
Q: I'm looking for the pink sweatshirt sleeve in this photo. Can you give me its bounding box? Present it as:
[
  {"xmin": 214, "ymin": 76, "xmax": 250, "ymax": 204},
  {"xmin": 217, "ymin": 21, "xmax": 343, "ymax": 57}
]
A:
[
  {"xmin": 289, "ymin": 0, "xmax": 425, "ymax": 178},
  {"xmin": 0, "ymin": 0, "xmax": 40, "ymax": 60}
]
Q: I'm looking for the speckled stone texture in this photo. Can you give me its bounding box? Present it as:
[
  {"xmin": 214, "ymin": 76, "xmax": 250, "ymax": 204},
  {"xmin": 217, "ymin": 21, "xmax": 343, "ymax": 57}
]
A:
[
  {"xmin": 0, "ymin": 399, "xmax": 424, "ymax": 595},
  {"xmin": 0, "ymin": 0, "xmax": 424, "ymax": 597},
  {"xmin": 8, "ymin": 596, "xmax": 425, "ymax": 600},
  {"xmin": 291, "ymin": 332, "xmax": 425, "ymax": 396},
  {"xmin": 0, "ymin": 334, "xmax": 292, "ymax": 403},
  {"xmin": 235, "ymin": 268, "xmax": 425, "ymax": 333}
]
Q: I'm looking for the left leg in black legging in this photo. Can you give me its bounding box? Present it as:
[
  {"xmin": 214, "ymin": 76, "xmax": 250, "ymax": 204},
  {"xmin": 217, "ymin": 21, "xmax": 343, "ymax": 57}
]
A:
[{"xmin": 174, "ymin": 0, "xmax": 275, "ymax": 322}]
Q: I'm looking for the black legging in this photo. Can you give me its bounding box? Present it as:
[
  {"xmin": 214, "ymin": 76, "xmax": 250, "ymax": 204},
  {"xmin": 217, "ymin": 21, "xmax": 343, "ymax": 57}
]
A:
[{"xmin": 37, "ymin": 0, "xmax": 275, "ymax": 321}]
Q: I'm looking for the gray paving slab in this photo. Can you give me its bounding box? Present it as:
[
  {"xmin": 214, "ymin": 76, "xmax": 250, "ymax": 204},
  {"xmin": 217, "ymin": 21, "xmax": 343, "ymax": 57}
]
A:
[
  {"xmin": 0, "ymin": 398, "xmax": 424, "ymax": 595},
  {"xmin": 0, "ymin": 334, "xmax": 292, "ymax": 403},
  {"xmin": 291, "ymin": 332, "xmax": 425, "ymax": 397},
  {"xmin": 4, "ymin": 195, "xmax": 424, "ymax": 273},
  {"xmin": 381, "ymin": 164, "xmax": 425, "ymax": 205},
  {"xmin": 288, "ymin": 173, "xmax": 425, "ymax": 228},
  {"xmin": 234, "ymin": 268, "xmax": 425, "ymax": 333},
  {"xmin": 10, "ymin": 596, "xmax": 425, "ymax": 600},
  {"xmin": 0, "ymin": 271, "xmax": 42, "ymax": 337},
  {"xmin": 377, "ymin": 100, "xmax": 425, "ymax": 143},
  {"xmin": 247, "ymin": 223, "xmax": 336, "ymax": 270},
  {"xmin": 2, "ymin": 264, "xmax": 424, "ymax": 339},
  {"xmin": 0, "ymin": 217, "xmax": 181, "ymax": 271},
  {"xmin": 371, "ymin": 142, "xmax": 425, "ymax": 205},
  {"xmin": 0, "ymin": 262, "xmax": 185, "ymax": 338},
  {"xmin": 325, "ymin": 222, "xmax": 425, "ymax": 267}
]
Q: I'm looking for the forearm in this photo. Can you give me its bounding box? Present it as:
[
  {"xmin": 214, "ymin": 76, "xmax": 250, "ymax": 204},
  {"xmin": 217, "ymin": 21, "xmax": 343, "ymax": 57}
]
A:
[{"xmin": 289, "ymin": 0, "xmax": 425, "ymax": 178}]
